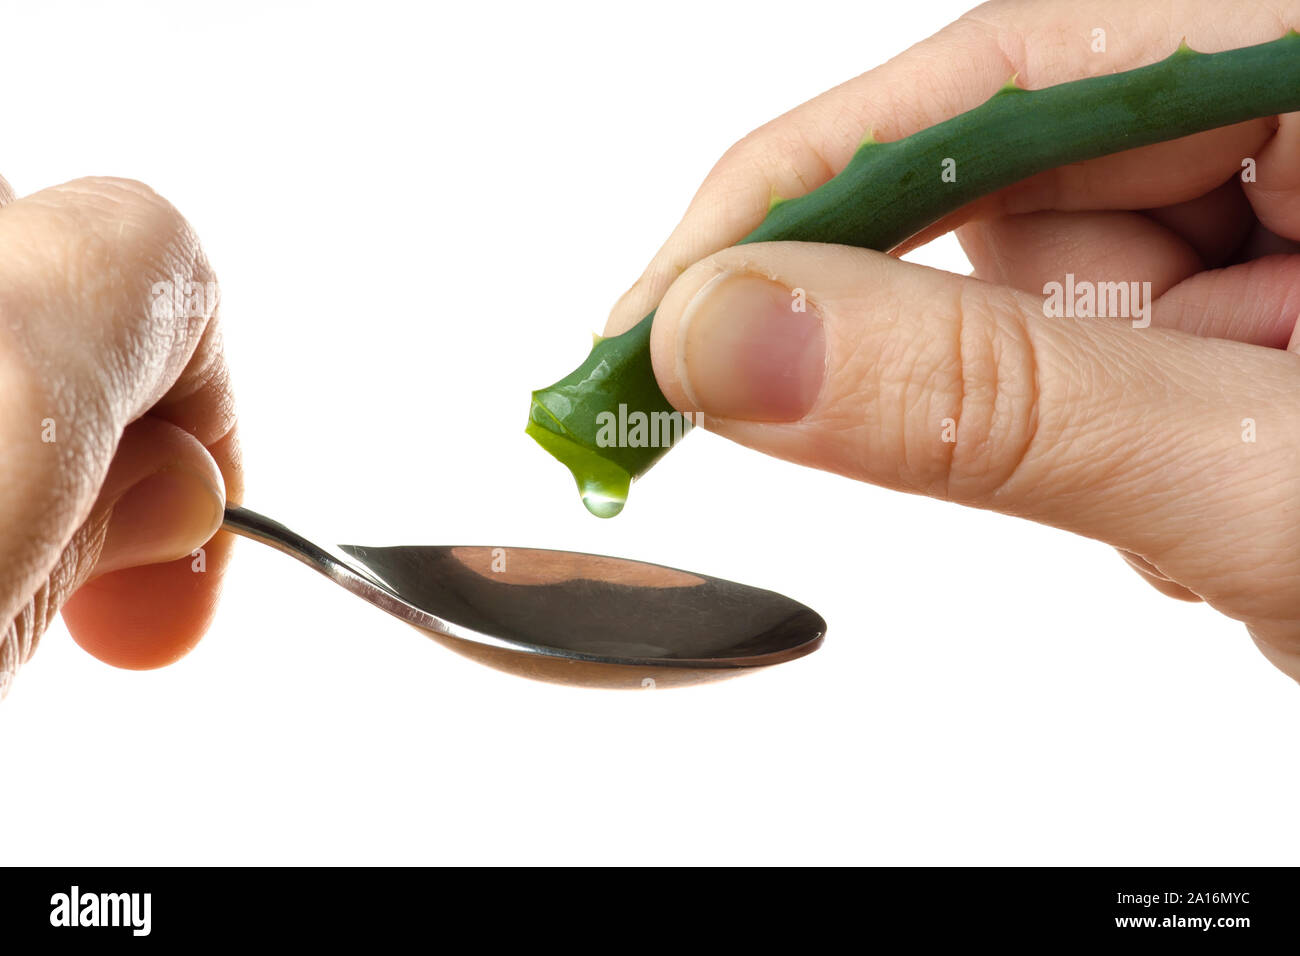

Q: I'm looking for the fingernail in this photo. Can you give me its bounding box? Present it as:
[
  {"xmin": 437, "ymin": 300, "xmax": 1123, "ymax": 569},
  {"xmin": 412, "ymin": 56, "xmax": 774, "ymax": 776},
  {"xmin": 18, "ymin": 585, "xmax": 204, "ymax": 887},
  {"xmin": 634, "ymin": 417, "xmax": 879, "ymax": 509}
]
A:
[
  {"xmin": 676, "ymin": 272, "xmax": 826, "ymax": 421},
  {"xmin": 95, "ymin": 466, "xmax": 224, "ymax": 576}
]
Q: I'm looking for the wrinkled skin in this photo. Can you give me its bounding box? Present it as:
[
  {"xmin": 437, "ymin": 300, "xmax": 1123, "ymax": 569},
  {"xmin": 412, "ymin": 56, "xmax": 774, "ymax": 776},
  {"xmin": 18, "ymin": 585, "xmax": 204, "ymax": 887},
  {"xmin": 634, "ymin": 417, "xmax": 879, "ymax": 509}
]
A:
[
  {"xmin": 605, "ymin": 0, "xmax": 1300, "ymax": 681},
  {"xmin": 0, "ymin": 174, "xmax": 242, "ymax": 695}
]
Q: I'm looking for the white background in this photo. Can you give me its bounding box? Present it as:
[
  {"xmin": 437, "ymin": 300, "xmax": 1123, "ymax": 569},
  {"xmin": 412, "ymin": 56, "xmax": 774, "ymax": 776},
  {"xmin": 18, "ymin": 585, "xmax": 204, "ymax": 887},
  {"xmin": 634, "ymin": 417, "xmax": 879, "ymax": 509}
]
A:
[{"xmin": 0, "ymin": 0, "xmax": 1295, "ymax": 865}]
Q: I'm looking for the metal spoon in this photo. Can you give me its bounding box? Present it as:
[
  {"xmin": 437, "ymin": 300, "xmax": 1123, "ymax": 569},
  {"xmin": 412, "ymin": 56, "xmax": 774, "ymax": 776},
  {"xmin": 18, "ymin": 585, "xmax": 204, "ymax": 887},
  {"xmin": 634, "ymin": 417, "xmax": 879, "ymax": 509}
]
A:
[{"xmin": 222, "ymin": 506, "xmax": 825, "ymax": 688}]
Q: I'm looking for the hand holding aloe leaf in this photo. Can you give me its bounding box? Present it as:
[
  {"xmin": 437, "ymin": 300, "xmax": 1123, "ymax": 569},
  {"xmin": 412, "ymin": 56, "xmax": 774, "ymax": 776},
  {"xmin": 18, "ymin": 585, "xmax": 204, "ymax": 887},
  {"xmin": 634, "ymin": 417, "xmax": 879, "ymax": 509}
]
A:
[{"xmin": 529, "ymin": 0, "xmax": 1300, "ymax": 682}]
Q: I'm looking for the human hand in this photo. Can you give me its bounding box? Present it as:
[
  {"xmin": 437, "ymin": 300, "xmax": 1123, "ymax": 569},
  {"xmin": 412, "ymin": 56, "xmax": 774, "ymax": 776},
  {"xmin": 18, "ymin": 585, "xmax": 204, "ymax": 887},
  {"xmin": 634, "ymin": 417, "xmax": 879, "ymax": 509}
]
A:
[
  {"xmin": 605, "ymin": 1, "xmax": 1300, "ymax": 679},
  {"xmin": 0, "ymin": 174, "xmax": 242, "ymax": 696}
]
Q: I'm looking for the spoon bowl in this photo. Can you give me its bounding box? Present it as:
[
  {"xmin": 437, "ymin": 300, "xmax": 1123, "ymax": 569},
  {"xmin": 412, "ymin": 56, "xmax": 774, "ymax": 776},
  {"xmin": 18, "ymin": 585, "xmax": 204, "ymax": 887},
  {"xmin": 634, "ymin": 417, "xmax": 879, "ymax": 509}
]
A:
[{"xmin": 223, "ymin": 506, "xmax": 825, "ymax": 689}]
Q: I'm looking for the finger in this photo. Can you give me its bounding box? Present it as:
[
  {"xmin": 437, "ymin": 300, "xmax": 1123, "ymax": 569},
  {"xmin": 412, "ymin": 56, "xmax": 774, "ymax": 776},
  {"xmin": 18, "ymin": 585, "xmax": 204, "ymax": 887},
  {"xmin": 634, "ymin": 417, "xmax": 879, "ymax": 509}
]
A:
[
  {"xmin": 1152, "ymin": 255, "xmax": 1300, "ymax": 347},
  {"xmin": 62, "ymin": 426, "xmax": 241, "ymax": 669},
  {"xmin": 0, "ymin": 415, "xmax": 224, "ymax": 686},
  {"xmin": 646, "ymin": 241, "xmax": 1300, "ymax": 647},
  {"xmin": 1235, "ymin": 220, "xmax": 1300, "ymax": 260},
  {"xmin": 957, "ymin": 209, "xmax": 1201, "ymax": 298},
  {"xmin": 0, "ymin": 174, "xmax": 14, "ymax": 206},
  {"xmin": 63, "ymin": 309, "xmax": 245, "ymax": 667},
  {"xmin": 1118, "ymin": 549, "xmax": 1202, "ymax": 602},
  {"xmin": 0, "ymin": 177, "xmax": 240, "ymax": 679},
  {"xmin": 63, "ymin": 314, "xmax": 246, "ymax": 669},
  {"xmin": 606, "ymin": 1, "xmax": 1300, "ymax": 335},
  {"xmin": 1250, "ymin": 631, "xmax": 1300, "ymax": 684},
  {"xmin": 1142, "ymin": 177, "xmax": 1257, "ymax": 266},
  {"xmin": 959, "ymin": 210, "xmax": 1300, "ymax": 347},
  {"xmin": 84, "ymin": 415, "xmax": 224, "ymax": 580},
  {"xmin": 1243, "ymin": 111, "xmax": 1300, "ymax": 240},
  {"xmin": 959, "ymin": 179, "xmax": 1257, "ymax": 287}
]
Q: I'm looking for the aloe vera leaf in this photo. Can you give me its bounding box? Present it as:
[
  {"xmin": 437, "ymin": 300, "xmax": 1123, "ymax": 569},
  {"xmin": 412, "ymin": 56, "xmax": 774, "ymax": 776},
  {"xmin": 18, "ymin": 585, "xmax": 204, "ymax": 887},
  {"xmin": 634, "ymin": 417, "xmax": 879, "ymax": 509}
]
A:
[{"xmin": 530, "ymin": 33, "xmax": 1300, "ymax": 517}]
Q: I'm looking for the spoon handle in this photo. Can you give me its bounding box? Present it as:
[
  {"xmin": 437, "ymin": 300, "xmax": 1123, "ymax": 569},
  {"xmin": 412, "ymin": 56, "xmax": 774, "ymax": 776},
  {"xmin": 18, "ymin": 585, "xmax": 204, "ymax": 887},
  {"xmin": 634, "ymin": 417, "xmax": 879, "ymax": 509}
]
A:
[{"xmin": 221, "ymin": 505, "xmax": 410, "ymax": 615}]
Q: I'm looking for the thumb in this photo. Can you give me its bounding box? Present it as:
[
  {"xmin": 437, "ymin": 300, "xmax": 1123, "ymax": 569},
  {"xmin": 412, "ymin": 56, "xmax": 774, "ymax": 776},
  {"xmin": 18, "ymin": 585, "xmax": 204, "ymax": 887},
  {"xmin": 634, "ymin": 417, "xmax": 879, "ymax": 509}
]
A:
[
  {"xmin": 61, "ymin": 415, "xmax": 227, "ymax": 670},
  {"xmin": 646, "ymin": 242, "xmax": 1300, "ymax": 662},
  {"xmin": 0, "ymin": 416, "xmax": 224, "ymax": 691},
  {"xmin": 87, "ymin": 415, "xmax": 225, "ymax": 582}
]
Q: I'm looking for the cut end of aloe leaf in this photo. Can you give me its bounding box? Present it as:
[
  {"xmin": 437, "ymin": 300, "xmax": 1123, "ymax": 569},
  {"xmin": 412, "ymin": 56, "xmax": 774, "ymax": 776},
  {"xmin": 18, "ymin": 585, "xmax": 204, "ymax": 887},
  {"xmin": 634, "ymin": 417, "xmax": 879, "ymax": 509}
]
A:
[{"xmin": 527, "ymin": 395, "xmax": 631, "ymax": 519}]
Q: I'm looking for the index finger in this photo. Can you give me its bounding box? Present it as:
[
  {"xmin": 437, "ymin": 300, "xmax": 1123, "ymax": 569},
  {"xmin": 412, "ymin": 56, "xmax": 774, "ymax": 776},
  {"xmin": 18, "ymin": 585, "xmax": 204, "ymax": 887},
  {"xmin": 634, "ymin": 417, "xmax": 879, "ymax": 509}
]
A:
[{"xmin": 606, "ymin": 0, "xmax": 1300, "ymax": 334}]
